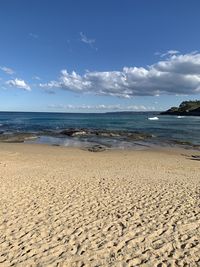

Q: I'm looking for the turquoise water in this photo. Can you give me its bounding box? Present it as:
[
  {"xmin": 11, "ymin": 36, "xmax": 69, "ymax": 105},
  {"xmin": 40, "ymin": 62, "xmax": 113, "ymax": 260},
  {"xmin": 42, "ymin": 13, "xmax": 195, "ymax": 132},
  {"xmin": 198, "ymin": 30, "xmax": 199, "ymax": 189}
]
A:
[{"xmin": 0, "ymin": 111, "xmax": 200, "ymax": 148}]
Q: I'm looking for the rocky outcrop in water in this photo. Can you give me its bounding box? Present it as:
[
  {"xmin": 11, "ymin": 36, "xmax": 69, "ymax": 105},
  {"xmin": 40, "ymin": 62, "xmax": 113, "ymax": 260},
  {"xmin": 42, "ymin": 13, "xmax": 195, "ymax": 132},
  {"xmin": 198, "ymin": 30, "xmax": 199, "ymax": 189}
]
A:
[
  {"xmin": 0, "ymin": 133, "xmax": 37, "ymax": 143},
  {"xmin": 60, "ymin": 128, "xmax": 153, "ymax": 140},
  {"xmin": 161, "ymin": 100, "xmax": 200, "ymax": 116},
  {"xmin": 0, "ymin": 129, "xmax": 153, "ymax": 144}
]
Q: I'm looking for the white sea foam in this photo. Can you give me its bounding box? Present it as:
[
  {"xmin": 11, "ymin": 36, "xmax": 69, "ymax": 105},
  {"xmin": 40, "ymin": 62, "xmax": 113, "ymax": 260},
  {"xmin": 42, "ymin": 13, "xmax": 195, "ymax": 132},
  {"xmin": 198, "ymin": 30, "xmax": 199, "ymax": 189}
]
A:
[
  {"xmin": 177, "ymin": 116, "xmax": 184, "ymax": 118},
  {"xmin": 148, "ymin": 117, "xmax": 159, "ymax": 121}
]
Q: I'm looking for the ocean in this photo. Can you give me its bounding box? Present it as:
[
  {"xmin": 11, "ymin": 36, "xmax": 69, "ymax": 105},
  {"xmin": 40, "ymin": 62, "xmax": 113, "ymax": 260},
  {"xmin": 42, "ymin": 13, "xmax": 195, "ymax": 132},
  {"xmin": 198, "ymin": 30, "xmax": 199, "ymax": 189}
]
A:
[{"xmin": 0, "ymin": 111, "xmax": 200, "ymax": 149}]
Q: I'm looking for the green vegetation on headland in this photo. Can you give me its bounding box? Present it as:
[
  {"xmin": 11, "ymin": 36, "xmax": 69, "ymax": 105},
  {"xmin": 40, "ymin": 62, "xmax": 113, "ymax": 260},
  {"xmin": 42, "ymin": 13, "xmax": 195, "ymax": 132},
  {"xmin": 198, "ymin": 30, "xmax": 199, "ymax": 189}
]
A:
[{"xmin": 161, "ymin": 100, "xmax": 200, "ymax": 116}]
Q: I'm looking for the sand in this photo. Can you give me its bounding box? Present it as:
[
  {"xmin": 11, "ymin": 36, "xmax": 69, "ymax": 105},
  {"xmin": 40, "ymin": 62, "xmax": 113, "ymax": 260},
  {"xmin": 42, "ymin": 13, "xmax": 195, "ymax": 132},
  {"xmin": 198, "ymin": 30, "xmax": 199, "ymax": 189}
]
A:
[{"xmin": 0, "ymin": 143, "xmax": 200, "ymax": 267}]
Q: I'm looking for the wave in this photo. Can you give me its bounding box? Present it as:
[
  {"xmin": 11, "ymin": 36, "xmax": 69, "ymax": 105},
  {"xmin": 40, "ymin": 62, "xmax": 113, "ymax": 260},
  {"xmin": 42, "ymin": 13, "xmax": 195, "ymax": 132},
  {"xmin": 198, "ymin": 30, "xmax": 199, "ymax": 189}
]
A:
[{"xmin": 148, "ymin": 117, "xmax": 159, "ymax": 121}]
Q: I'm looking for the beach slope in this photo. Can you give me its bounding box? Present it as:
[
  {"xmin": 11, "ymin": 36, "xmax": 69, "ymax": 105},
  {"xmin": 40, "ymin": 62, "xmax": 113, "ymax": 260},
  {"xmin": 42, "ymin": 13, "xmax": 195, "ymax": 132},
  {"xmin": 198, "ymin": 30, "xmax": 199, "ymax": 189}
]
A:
[{"xmin": 0, "ymin": 143, "xmax": 200, "ymax": 266}]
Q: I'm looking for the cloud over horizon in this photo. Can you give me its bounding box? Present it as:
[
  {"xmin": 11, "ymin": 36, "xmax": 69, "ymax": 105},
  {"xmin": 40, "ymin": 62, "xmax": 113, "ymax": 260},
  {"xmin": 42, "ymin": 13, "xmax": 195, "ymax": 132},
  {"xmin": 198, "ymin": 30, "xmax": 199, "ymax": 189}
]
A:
[
  {"xmin": 40, "ymin": 52, "xmax": 200, "ymax": 98},
  {"xmin": 48, "ymin": 103, "xmax": 155, "ymax": 112},
  {"xmin": 6, "ymin": 78, "xmax": 31, "ymax": 91}
]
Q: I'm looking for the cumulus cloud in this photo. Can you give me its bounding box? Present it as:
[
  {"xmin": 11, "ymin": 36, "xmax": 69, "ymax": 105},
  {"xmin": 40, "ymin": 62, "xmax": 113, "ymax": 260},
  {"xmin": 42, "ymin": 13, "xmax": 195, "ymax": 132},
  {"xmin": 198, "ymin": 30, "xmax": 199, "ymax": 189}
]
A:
[
  {"xmin": 6, "ymin": 78, "xmax": 31, "ymax": 91},
  {"xmin": 48, "ymin": 104, "xmax": 155, "ymax": 112},
  {"xmin": 0, "ymin": 66, "xmax": 15, "ymax": 75},
  {"xmin": 40, "ymin": 52, "xmax": 200, "ymax": 97}
]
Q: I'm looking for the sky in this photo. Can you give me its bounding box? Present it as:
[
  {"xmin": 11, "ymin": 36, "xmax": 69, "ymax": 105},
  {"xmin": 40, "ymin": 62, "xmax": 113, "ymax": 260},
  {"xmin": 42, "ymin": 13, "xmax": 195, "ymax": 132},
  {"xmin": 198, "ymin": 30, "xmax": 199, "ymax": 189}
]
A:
[{"xmin": 0, "ymin": 0, "xmax": 200, "ymax": 112}]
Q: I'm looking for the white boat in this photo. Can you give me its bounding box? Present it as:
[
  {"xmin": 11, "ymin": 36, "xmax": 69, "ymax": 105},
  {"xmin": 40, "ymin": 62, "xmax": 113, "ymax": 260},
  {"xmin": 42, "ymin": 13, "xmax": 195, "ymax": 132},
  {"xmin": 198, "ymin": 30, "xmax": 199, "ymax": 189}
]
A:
[
  {"xmin": 177, "ymin": 116, "xmax": 184, "ymax": 118},
  {"xmin": 148, "ymin": 116, "xmax": 159, "ymax": 120}
]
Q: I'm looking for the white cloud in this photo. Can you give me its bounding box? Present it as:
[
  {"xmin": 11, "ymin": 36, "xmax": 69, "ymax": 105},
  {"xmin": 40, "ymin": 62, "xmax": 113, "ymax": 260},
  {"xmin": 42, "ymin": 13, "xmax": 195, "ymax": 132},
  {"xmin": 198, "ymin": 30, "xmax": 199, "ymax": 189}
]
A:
[
  {"xmin": 160, "ymin": 50, "xmax": 180, "ymax": 57},
  {"xmin": 0, "ymin": 66, "xmax": 15, "ymax": 75},
  {"xmin": 40, "ymin": 52, "xmax": 200, "ymax": 97},
  {"xmin": 48, "ymin": 104, "xmax": 155, "ymax": 112},
  {"xmin": 80, "ymin": 32, "xmax": 97, "ymax": 49},
  {"xmin": 155, "ymin": 50, "xmax": 180, "ymax": 57},
  {"xmin": 6, "ymin": 78, "xmax": 31, "ymax": 91},
  {"xmin": 80, "ymin": 32, "xmax": 95, "ymax": 45}
]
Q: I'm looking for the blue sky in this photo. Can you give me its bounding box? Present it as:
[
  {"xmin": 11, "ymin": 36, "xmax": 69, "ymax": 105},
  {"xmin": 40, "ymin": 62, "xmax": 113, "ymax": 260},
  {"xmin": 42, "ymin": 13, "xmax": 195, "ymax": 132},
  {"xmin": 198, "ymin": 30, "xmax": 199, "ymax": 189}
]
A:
[{"xmin": 0, "ymin": 0, "xmax": 200, "ymax": 112}]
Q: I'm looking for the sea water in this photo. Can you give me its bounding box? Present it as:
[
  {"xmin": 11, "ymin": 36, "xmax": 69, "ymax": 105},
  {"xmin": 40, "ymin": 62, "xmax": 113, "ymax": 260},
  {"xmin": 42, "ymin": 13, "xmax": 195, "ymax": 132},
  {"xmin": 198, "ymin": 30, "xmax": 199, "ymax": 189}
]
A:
[{"xmin": 0, "ymin": 111, "xmax": 199, "ymax": 148}]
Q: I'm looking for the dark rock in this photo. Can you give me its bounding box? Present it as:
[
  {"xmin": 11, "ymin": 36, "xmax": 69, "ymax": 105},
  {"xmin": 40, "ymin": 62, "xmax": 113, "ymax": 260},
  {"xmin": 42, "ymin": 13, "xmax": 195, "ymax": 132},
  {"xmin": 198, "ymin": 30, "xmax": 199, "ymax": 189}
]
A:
[
  {"xmin": 127, "ymin": 132, "xmax": 153, "ymax": 140},
  {"xmin": 60, "ymin": 128, "xmax": 153, "ymax": 140},
  {"xmin": 87, "ymin": 145, "xmax": 107, "ymax": 152},
  {"xmin": 60, "ymin": 129, "xmax": 88, "ymax": 137},
  {"xmin": 190, "ymin": 155, "xmax": 200, "ymax": 161}
]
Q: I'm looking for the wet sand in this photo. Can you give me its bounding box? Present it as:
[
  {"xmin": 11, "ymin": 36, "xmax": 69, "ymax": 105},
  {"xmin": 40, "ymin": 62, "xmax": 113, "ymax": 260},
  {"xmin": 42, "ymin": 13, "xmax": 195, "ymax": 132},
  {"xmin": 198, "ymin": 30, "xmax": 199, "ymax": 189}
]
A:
[{"xmin": 0, "ymin": 143, "xmax": 200, "ymax": 266}]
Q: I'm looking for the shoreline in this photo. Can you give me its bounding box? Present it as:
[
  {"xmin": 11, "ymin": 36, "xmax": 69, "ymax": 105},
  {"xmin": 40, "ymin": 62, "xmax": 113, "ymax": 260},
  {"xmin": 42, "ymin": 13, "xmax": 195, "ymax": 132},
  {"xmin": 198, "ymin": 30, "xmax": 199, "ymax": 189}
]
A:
[
  {"xmin": 0, "ymin": 131, "xmax": 200, "ymax": 152},
  {"xmin": 0, "ymin": 139, "xmax": 200, "ymax": 155},
  {"xmin": 0, "ymin": 139, "xmax": 200, "ymax": 153}
]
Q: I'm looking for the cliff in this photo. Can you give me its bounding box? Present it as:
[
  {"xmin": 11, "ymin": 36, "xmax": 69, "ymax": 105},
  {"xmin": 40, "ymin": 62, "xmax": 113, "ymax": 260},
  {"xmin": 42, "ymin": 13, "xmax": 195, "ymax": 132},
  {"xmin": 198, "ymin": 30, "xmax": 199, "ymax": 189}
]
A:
[{"xmin": 161, "ymin": 100, "xmax": 200, "ymax": 116}]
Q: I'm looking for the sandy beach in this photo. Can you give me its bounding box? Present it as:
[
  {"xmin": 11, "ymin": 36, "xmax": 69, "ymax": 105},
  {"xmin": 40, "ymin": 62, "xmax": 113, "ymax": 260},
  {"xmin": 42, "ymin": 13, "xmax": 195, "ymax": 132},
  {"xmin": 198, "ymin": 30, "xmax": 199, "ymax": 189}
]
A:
[{"xmin": 0, "ymin": 143, "xmax": 200, "ymax": 267}]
